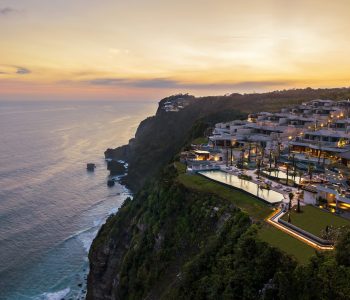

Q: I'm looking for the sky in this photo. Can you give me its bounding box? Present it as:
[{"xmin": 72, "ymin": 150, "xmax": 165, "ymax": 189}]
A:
[{"xmin": 1, "ymin": 0, "xmax": 350, "ymax": 101}]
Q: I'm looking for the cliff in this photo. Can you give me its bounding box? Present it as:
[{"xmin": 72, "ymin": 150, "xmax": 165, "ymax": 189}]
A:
[
  {"xmin": 87, "ymin": 163, "xmax": 350, "ymax": 300},
  {"xmin": 87, "ymin": 165, "xmax": 294, "ymax": 299},
  {"xmin": 89, "ymin": 88, "xmax": 350, "ymax": 300}
]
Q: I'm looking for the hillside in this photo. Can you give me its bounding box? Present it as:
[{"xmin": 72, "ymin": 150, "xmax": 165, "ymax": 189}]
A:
[
  {"xmin": 87, "ymin": 163, "xmax": 350, "ymax": 300},
  {"xmin": 90, "ymin": 87, "xmax": 350, "ymax": 300}
]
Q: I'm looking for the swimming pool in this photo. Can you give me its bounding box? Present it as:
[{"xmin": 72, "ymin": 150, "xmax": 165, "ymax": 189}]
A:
[{"xmin": 199, "ymin": 170, "xmax": 284, "ymax": 204}]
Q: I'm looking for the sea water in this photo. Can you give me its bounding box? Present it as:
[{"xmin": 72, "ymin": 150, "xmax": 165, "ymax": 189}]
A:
[{"xmin": 0, "ymin": 100, "xmax": 156, "ymax": 299}]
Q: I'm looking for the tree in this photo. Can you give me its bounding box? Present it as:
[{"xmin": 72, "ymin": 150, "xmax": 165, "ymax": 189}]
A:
[
  {"xmin": 239, "ymin": 148, "xmax": 245, "ymax": 169},
  {"xmin": 257, "ymin": 158, "xmax": 262, "ymax": 179},
  {"xmin": 269, "ymin": 150, "xmax": 273, "ymax": 170},
  {"xmin": 248, "ymin": 142, "xmax": 252, "ymax": 163},
  {"xmin": 308, "ymin": 163, "xmax": 314, "ymax": 180},
  {"xmin": 336, "ymin": 228, "xmax": 350, "ymax": 266},
  {"xmin": 297, "ymin": 197, "xmax": 301, "ymax": 213},
  {"xmin": 298, "ymin": 170, "xmax": 303, "ymax": 189},
  {"xmin": 261, "ymin": 146, "xmax": 265, "ymax": 167},
  {"xmin": 286, "ymin": 163, "xmax": 290, "ymax": 186},
  {"xmin": 226, "ymin": 142, "xmax": 229, "ymax": 167},
  {"xmin": 317, "ymin": 141, "xmax": 322, "ymax": 165},
  {"xmin": 291, "ymin": 154, "xmax": 296, "ymax": 180},
  {"xmin": 288, "ymin": 192, "xmax": 294, "ymax": 210}
]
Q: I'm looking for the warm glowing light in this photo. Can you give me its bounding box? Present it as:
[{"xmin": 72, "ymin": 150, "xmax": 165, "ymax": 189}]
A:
[{"xmin": 2, "ymin": 1, "xmax": 350, "ymax": 100}]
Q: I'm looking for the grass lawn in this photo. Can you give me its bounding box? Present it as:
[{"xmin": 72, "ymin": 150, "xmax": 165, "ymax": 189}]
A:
[
  {"xmin": 258, "ymin": 224, "xmax": 315, "ymax": 264},
  {"xmin": 174, "ymin": 161, "xmax": 187, "ymax": 174},
  {"xmin": 281, "ymin": 205, "xmax": 350, "ymax": 238},
  {"xmin": 177, "ymin": 173, "xmax": 272, "ymax": 220},
  {"xmin": 191, "ymin": 137, "xmax": 208, "ymax": 145}
]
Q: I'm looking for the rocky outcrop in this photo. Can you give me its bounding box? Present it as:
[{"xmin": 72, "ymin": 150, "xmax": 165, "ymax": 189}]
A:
[{"xmin": 107, "ymin": 160, "xmax": 126, "ymax": 176}]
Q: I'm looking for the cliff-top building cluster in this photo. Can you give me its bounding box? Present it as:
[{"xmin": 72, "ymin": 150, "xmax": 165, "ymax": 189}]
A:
[{"xmin": 184, "ymin": 99, "xmax": 350, "ymax": 216}]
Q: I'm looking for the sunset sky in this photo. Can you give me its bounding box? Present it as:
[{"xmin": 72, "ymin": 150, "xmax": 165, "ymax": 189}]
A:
[{"xmin": 1, "ymin": 0, "xmax": 350, "ymax": 101}]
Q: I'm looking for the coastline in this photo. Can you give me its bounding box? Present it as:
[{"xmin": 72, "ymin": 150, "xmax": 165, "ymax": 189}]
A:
[
  {"xmin": 36, "ymin": 165, "xmax": 132, "ymax": 300},
  {"xmin": 0, "ymin": 101, "xmax": 155, "ymax": 300}
]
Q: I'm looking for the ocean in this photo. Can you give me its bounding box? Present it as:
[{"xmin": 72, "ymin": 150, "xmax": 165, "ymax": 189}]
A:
[{"xmin": 0, "ymin": 100, "xmax": 156, "ymax": 300}]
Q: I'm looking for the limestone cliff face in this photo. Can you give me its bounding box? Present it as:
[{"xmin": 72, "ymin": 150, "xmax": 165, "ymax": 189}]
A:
[
  {"xmin": 86, "ymin": 165, "xmax": 296, "ymax": 300},
  {"xmin": 87, "ymin": 209, "xmax": 133, "ymax": 300},
  {"xmin": 86, "ymin": 166, "xmax": 254, "ymax": 300}
]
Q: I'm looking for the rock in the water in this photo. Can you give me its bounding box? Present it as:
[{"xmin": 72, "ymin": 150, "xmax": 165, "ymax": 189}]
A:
[{"xmin": 107, "ymin": 160, "xmax": 126, "ymax": 176}]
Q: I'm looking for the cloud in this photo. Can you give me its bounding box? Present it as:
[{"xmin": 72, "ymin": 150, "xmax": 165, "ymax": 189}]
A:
[
  {"xmin": 77, "ymin": 77, "xmax": 292, "ymax": 91},
  {"xmin": 0, "ymin": 65, "xmax": 31, "ymax": 75},
  {"xmin": 0, "ymin": 7, "xmax": 19, "ymax": 16},
  {"xmin": 15, "ymin": 67, "xmax": 31, "ymax": 75}
]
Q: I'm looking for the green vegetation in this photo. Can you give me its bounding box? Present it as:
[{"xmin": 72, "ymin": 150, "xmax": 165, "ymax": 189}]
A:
[
  {"xmin": 191, "ymin": 137, "xmax": 208, "ymax": 145},
  {"xmin": 89, "ymin": 164, "xmax": 350, "ymax": 299},
  {"xmin": 167, "ymin": 224, "xmax": 296, "ymax": 300},
  {"xmin": 281, "ymin": 205, "xmax": 350, "ymax": 237},
  {"xmin": 238, "ymin": 174, "xmax": 253, "ymax": 181},
  {"xmin": 89, "ymin": 165, "xmax": 299, "ymax": 299},
  {"xmin": 177, "ymin": 172, "xmax": 271, "ymax": 220},
  {"xmin": 174, "ymin": 161, "xmax": 186, "ymax": 174},
  {"xmin": 177, "ymin": 171, "xmax": 316, "ymax": 263},
  {"xmin": 258, "ymin": 225, "xmax": 315, "ymax": 264}
]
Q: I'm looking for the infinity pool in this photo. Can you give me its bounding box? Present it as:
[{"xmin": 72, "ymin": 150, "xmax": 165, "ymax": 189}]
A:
[
  {"xmin": 263, "ymin": 170, "xmax": 302, "ymax": 184},
  {"xmin": 199, "ymin": 170, "xmax": 284, "ymax": 204}
]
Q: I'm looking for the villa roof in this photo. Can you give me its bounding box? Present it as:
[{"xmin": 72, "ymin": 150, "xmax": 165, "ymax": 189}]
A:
[
  {"xmin": 305, "ymin": 130, "xmax": 349, "ymax": 138},
  {"xmin": 245, "ymin": 123, "xmax": 284, "ymax": 132}
]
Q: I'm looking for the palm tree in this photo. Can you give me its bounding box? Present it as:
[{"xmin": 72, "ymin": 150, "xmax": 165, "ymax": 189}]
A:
[
  {"xmin": 286, "ymin": 163, "xmax": 290, "ymax": 186},
  {"xmin": 239, "ymin": 148, "xmax": 245, "ymax": 169},
  {"xmin": 291, "ymin": 154, "xmax": 296, "ymax": 180},
  {"xmin": 269, "ymin": 149, "xmax": 273, "ymax": 171},
  {"xmin": 274, "ymin": 151, "xmax": 278, "ymax": 169},
  {"xmin": 297, "ymin": 196, "xmax": 301, "ymax": 213},
  {"xmin": 308, "ymin": 163, "xmax": 314, "ymax": 180},
  {"xmin": 261, "ymin": 146, "xmax": 265, "ymax": 167},
  {"xmin": 277, "ymin": 141, "xmax": 281, "ymax": 160},
  {"xmin": 248, "ymin": 142, "xmax": 252, "ymax": 163},
  {"xmin": 298, "ymin": 170, "xmax": 303, "ymax": 190},
  {"xmin": 288, "ymin": 192, "xmax": 294, "ymax": 210},
  {"xmin": 317, "ymin": 141, "xmax": 322, "ymax": 165},
  {"xmin": 257, "ymin": 158, "xmax": 262, "ymax": 179}
]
